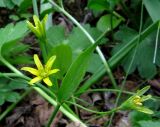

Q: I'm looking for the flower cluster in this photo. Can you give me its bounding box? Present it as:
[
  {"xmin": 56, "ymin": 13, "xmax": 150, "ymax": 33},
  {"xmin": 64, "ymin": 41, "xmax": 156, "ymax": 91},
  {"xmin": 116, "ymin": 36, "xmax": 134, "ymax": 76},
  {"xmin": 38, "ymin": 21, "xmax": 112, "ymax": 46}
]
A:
[
  {"xmin": 27, "ymin": 14, "xmax": 48, "ymax": 39},
  {"xmin": 120, "ymin": 86, "xmax": 153, "ymax": 114}
]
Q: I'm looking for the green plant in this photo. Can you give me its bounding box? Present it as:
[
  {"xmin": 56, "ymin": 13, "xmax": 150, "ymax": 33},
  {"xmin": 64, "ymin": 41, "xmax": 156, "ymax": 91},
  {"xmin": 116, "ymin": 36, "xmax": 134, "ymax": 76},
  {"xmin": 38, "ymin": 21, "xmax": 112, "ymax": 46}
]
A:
[{"xmin": 0, "ymin": 0, "xmax": 159, "ymax": 127}]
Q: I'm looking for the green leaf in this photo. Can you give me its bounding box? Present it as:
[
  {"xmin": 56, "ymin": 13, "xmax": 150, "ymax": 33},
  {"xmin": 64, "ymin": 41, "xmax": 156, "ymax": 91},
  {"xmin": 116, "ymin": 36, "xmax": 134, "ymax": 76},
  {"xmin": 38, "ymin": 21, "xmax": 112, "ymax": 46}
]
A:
[
  {"xmin": 0, "ymin": 0, "xmax": 5, "ymax": 7},
  {"xmin": 87, "ymin": 0, "xmax": 110, "ymax": 11},
  {"xmin": 87, "ymin": 53, "xmax": 103, "ymax": 73},
  {"xmin": 144, "ymin": 0, "xmax": 160, "ymax": 22},
  {"xmin": 46, "ymin": 25, "xmax": 66, "ymax": 47},
  {"xmin": 4, "ymin": 0, "xmax": 14, "ymax": 9},
  {"xmin": 1, "ymin": 40, "xmax": 32, "ymax": 65},
  {"xmin": 40, "ymin": 2, "xmax": 53, "ymax": 17},
  {"xmin": 48, "ymin": 44, "xmax": 72, "ymax": 79},
  {"xmin": 0, "ymin": 97, "xmax": 5, "ymax": 105},
  {"xmin": 57, "ymin": 41, "xmax": 99, "ymax": 103},
  {"xmin": 6, "ymin": 92, "xmax": 20, "ymax": 102},
  {"xmin": 0, "ymin": 78, "xmax": 28, "ymax": 105},
  {"xmin": 97, "ymin": 14, "xmax": 122, "ymax": 32},
  {"xmin": 129, "ymin": 111, "xmax": 152, "ymax": 127},
  {"xmin": 112, "ymin": 26, "xmax": 159, "ymax": 78},
  {"xmin": 46, "ymin": 24, "xmax": 106, "ymax": 74},
  {"xmin": 0, "ymin": 21, "xmax": 28, "ymax": 50},
  {"xmin": 139, "ymin": 121, "xmax": 160, "ymax": 127},
  {"xmin": 136, "ymin": 86, "xmax": 150, "ymax": 96},
  {"xmin": 12, "ymin": 0, "xmax": 24, "ymax": 6}
]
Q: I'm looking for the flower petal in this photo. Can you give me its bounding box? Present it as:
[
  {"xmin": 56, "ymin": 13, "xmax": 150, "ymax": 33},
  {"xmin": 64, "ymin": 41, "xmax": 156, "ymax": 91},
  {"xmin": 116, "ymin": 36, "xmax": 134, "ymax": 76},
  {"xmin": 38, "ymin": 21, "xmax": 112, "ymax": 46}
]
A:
[
  {"xmin": 45, "ymin": 55, "xmax": 56, "ymax": 71},
  {"xmin": 49, "ymin": 69, "xmax": 60, "ymax": 75},
  {"xmin": 34, "ymin": 54, "xmax": 44, "ymax": 70},
  {"xmin": 21, "ymin": 67, "xmax": 39, "ymax": 76},
  {"xmin": 33, "ymin": 15, "xmax": 40, "ymax": 28},
  {"xmin": 136, "ymin": 106, "xmax": 154, "ymax": 114},
  {"xmin": 43, "ymin": 77, "xmax": 53, "ymax": 86},
  {"xmin": 29, "ymin": 76, "xmax": 42, "ymax": 85},
  {"xmin": 41, "ymin": 14, "xmax": 48, "ymax": 37}
]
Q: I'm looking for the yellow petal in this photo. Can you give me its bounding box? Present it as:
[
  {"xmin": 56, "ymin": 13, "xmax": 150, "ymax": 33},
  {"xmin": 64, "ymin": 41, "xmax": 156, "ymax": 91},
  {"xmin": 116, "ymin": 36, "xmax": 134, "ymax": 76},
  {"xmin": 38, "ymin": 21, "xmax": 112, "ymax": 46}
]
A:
[
  {"xmin": 21, "ymin": 67, "xmax": 39, "ymax": 76},
  {"xmin": 33, "ymin": 15, "xmax": 44, "ymax": 37},
  {"xmin": 41, "ymin": 14, "xmax": 48, "ymax": 36},
  {"xmin": 26, "ymin": 21, "xmax": 41, "ymax": 38},
  {"xmin": 49, "ymin": 69, "xmax": 60, "ymax": 75},
  {"xmin": 43, "ymin": 77, "xmax": 53, "ymax": 86},
  {"xmin": 34, "ymin": 54, "xmax": 44, "ymax": 70},
  {"xmin": 29, "ymin": 76, "xmax": 42, "ymax": 85},
  {"xmin": 45, "ymin": 56, "xmax": 56, "ymax": 71},
  {"xmin": 33, "ymin": 15, "xmax": 40, "ymax": 28}
]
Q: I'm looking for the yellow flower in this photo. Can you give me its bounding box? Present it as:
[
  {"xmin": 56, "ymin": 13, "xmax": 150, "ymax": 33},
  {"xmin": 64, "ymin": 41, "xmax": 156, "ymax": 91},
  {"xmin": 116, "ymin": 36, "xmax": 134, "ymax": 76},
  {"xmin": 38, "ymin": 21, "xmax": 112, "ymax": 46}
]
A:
[
  {"xmin": 26, "ymin": 14, "xmax": 48, "ymax": 39},
  {"xmin": 21, "ymin": 54, "xmax": 59, "ymax": 86},
  {"xmin": 120, "ymin": 86, "xmax": 154, "ymax": 114}
]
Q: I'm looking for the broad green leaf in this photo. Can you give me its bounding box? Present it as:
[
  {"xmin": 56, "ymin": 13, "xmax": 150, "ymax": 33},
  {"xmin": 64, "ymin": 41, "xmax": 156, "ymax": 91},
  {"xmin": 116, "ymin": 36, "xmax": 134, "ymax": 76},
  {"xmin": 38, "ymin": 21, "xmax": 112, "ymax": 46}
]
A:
[
  {"xmin": 48, "ymin": 44, "xmax": 72, "ymax": 79},
  {"xmin": 40, "ymin": 2, "xmax": 53, "ymax": 17},
  {"xmin": 12, "ymin": 0, "xmax": 23, "ymax": 6},
  {"xmin": 0, "ymin": 97, "xmax": 5, "ymax": 105},
  {"xmin": 58, "ymin": 41, "xmax": 100, "ymax": 103},
  {"xmin": 46, "ymin": 24, "xmax": 106, "ymax": 74},
  {"xmin": 6, "ymin": 92, "xmax": 20, "ymax": 102},
  {"xmin": 97, "ymin": 14, "xmax": 122, "ymax": 32},
  {"xmin": 129, "ymin": 111, "xmax": 152, "ymax": 127},
  {"xmin": 87, "ymin": 53, "xmax": 103, "ymax": 73},
  {"xmin": 0, "ymin": 0, "xmax": 5, "ymax": 7},
  {"xmin": 87, "ymin": 0, "xmax": 110, "ymax": 11},
  {"xmin": 144, "ymin": 0, "xmax": 160, "ymax": 22},
  {"xmin": 4, "ymin": 0, "xmax": 14, "ymax": 9},
  {"xmin": 112, "ymin": 26, "xmax": 159, "ymax": 78},
  {"xmin": 19, "ymin": 0, "xmax": 32, "ymax": 12},
  {"xmin": 1, "ymin": 41, "xmax": 32, "ymax": 65},
  {"xmin": 67, "ymin": 24, "xmax": 103, "ymax": 57},
  {"xmin": 0, "ymin": 78, "xmax": 28, "ymax": 105},
  {"xmin": 46, "ymin": 25, "xmax": 66, "ymax": 47},
  {"xmin": 0, "ymin": 21, "xmax": 28, "ymax": 50},
  {"xmin": 139, "ymin": 121, "xmax": 160, "ymax": 127}
]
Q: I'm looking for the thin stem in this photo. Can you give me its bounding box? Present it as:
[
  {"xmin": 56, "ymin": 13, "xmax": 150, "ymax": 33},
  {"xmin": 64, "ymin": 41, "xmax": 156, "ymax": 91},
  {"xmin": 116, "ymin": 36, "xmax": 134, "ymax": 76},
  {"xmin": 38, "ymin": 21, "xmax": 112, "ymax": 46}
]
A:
[
  {"xmin": 76, "ymin": 88, "xmax": 134, "ymax": 95},
  {"xmin": 107, "ymin": 1, "xmax": 144, "ymax": 127},
  {"xmin": 65, "ymin": 100, "xmax": 120, "ymax": 115},
  {"xmin": 48, "ymin": 0, "xmax": 118, "ymax": 89},
  {"xmin": 153, "ymin": 22, "xmax": 160, "ymax": 63},
  {"xmin": 32, "ymin": 0, "xmax": 39, "ymax": 17},
  {"xmin": 0, "ymin": 55, "xmax": 23, "ymax": 76},
  {"xmin": 0, "ymin": 88, "xmax": 32, "ymax": 121},
  {"xmin": 0, "ymin": 73, "xmax": 23, "ymax": 77},
  {"xmin": 39, "ymin": 38, "xmax": 48, "ymax": 62},
  {"xmin": 46, "ymin": 103, "xmax": 61, "ymax": 127}
]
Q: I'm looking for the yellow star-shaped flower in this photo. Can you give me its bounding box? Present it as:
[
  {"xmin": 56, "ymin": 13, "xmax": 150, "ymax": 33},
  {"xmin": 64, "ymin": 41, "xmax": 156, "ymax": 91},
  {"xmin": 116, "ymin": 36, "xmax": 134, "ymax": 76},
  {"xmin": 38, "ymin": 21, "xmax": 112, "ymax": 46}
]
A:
[{"xmin": 21, "ymin": 54, "xmax": 59, "ymax": 86}]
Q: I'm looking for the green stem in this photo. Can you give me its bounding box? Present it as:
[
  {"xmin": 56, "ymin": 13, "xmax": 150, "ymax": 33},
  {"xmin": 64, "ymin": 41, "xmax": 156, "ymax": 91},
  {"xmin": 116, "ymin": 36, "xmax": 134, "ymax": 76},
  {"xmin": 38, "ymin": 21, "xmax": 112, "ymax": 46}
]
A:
[
  {"xmin": 0, "ymin": 55, "xmax": 23, "ymax": 76},
  {"xmin": 34, "ymin": 87, "xmax": 87, "ymax": 127},
  {"xmin": 153, "ymin": 22, "xmax": 160, "ymax": 63},
  {"xmin": 32, "ymin": 0, "xmax": 39, "ymax": 17},
  {"xmin": 0, "ymin": 88, "xmax": 32, "ymax": 121},
  {"xmin": 39, "ymin": 38, "xmax": 48, "ymax": 62},
  {"xmin": 65, "ymin": 100, "xmax": 120, "ymax": 115},
  {"xmin": 76, "ymin": 88, "xmax": 134, "ymax": 95},
  {"xmin": 48, "ymin": 0, "xmax": 118, "ymax": 89},
  {"xmin": 46, "ymin": 103, "xmax": 61, "ymax": 127}
]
